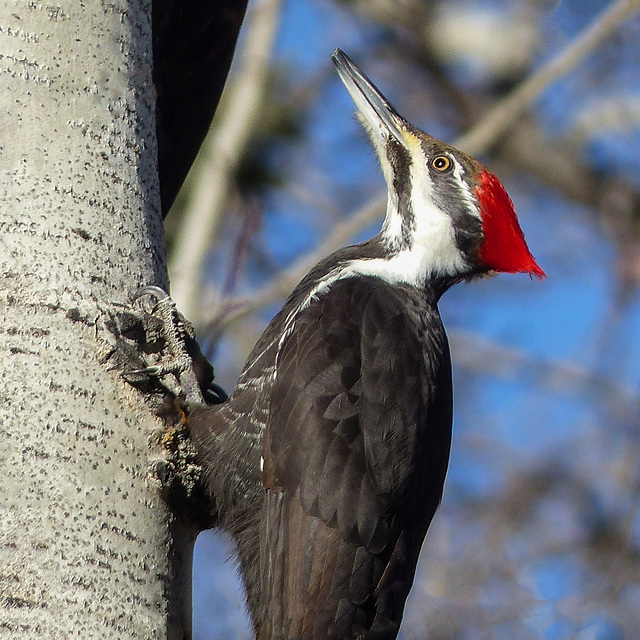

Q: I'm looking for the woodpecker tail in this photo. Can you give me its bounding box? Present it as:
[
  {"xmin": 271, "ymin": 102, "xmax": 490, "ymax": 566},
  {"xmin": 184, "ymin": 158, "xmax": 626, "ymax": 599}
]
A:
[{"xmin": 256, "ymin": 490, "xmax": 422, "ymax": 640}]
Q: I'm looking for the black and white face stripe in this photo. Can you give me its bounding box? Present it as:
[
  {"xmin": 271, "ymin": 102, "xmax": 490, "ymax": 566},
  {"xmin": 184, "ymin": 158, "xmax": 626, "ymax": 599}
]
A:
[
  {"xmin": 382, "ymin": 137, "xmax": 415, "ymax": 252},
  {"xmin": 332, "ymin": 48, "xmax": 486, "ymax": 285},
  {"xmin": 422, "ymin": 143, "xmax": 484, "ymax": 264}
]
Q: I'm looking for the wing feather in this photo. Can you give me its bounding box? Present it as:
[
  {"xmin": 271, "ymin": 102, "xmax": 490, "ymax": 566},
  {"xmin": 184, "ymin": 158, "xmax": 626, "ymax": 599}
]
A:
[{"xmin": 258, "ymin": 276, "xmax": 453, "ymax": 639}]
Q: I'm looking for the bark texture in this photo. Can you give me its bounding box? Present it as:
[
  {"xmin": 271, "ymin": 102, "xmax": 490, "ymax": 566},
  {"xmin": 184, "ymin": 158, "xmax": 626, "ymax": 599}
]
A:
[{"xmin": 0, "ymin": 2, "xmax": 190, "ymax": 638}]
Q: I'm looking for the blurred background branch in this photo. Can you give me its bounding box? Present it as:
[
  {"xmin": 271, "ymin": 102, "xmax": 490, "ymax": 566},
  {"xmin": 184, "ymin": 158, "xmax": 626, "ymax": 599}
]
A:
[
  {"xmin": 167, "ymin": 0, "xmax": 283, "ymax": 324},
  {"xmin": 456, "ymin": 0, "xmax": 640, "ymax": 154}
]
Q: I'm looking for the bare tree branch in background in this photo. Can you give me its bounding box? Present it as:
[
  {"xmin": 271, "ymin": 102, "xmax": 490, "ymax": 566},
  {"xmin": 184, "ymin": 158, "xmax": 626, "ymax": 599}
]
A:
[
  {"xmin": 168, "ymin": 0, "xmax": 283, "ymax": 325},
  {"xmin": 455, "ymin": 0, "xmax": 640, "ymax": 154},
  {"xmin": 449, "ymin": 331, "xmax": 640, "ymax": 423}
]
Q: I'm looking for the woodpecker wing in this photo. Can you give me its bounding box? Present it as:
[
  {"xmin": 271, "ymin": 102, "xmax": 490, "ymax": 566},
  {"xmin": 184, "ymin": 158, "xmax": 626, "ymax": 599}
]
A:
[{"xmin": 259, "ymin": 276, "xmax": 453, "ymax": 639}]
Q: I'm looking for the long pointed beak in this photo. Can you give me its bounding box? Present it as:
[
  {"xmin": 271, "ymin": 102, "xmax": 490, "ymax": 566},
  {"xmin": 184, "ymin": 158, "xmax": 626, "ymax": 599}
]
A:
[{"xmin": 331, "ymin": 49, "xmax": 406, "ymax": 143}]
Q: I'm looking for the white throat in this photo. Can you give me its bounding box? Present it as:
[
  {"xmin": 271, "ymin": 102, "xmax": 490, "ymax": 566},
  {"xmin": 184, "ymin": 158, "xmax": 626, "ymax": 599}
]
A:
[{"xmin": 372, "ymin": 155, "xmax": 469, "ymax": 285}]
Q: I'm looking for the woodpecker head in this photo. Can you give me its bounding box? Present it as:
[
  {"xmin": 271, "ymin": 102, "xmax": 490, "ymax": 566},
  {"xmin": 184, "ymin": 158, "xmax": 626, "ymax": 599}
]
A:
[{"xmin": 332, "ymin": 49, "xmax": 545, "ymax": 285}]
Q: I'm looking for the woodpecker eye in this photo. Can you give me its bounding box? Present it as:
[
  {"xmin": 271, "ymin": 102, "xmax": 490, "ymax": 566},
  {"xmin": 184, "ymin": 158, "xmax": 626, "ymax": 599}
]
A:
[{"xmin": 431, "ymin": 155, "xmax": 451, "ymax": 171}]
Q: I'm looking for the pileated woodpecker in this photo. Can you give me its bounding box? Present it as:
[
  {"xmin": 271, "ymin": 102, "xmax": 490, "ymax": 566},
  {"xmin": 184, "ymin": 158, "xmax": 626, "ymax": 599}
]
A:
[{"xmin": 180, "ymin": 50, "xmax": 544, "ymax": 639}]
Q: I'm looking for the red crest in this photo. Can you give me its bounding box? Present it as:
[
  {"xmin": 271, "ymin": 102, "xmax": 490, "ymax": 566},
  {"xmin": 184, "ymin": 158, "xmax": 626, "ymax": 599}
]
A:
[{"xmin": 475, "ymin": 170, "xmax": 545, "ymax": 278}]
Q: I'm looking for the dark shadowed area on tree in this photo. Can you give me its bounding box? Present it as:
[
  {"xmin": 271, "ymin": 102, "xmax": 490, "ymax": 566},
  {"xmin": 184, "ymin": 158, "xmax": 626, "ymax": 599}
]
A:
[{"xmin": 153, "ymin": 0, "xmax": 248, "ymax": 215}]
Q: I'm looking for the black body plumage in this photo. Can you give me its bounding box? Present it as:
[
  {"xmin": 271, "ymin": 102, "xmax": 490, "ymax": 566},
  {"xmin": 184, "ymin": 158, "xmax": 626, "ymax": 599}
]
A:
[{"xmin": 188, "ymin": 236, "xmax": 454, "ymax": 639}]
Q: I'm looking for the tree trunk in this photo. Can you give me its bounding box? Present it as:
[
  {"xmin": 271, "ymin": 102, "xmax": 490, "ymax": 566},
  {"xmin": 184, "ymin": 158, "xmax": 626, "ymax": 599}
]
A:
[{"xmin": 0, "ymin": 2, "xmax": 191, "ymax": 638}]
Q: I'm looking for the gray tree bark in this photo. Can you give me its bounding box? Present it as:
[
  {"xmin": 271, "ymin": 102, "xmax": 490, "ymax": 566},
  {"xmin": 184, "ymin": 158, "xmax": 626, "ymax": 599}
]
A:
[{"xmin": 0, "ymin": 2, "xmax": 191, "ymax": 638}]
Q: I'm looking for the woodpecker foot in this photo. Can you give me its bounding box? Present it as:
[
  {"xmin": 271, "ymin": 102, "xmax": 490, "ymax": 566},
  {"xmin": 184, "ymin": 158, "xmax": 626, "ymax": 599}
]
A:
[
  {"xmin": 100, "ymin": 287, "xmax": 220, "ymax": 527},
  {"xmin": 125, "ymin": 286, "xmax": 225, "ymax": 406}
]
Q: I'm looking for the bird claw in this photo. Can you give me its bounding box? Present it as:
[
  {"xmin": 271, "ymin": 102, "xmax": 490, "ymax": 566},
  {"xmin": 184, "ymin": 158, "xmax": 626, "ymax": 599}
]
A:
[
  {"xmin": 127, "ymin": 357, "xmax": 192, "ymax": 378},
  {"xmin": 132, "ymin": 284, "xmax": 170, "ymax": 304},
  {"xmin": 129, "ymin": 286, "xmax": 205, "ymax": 404}
]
